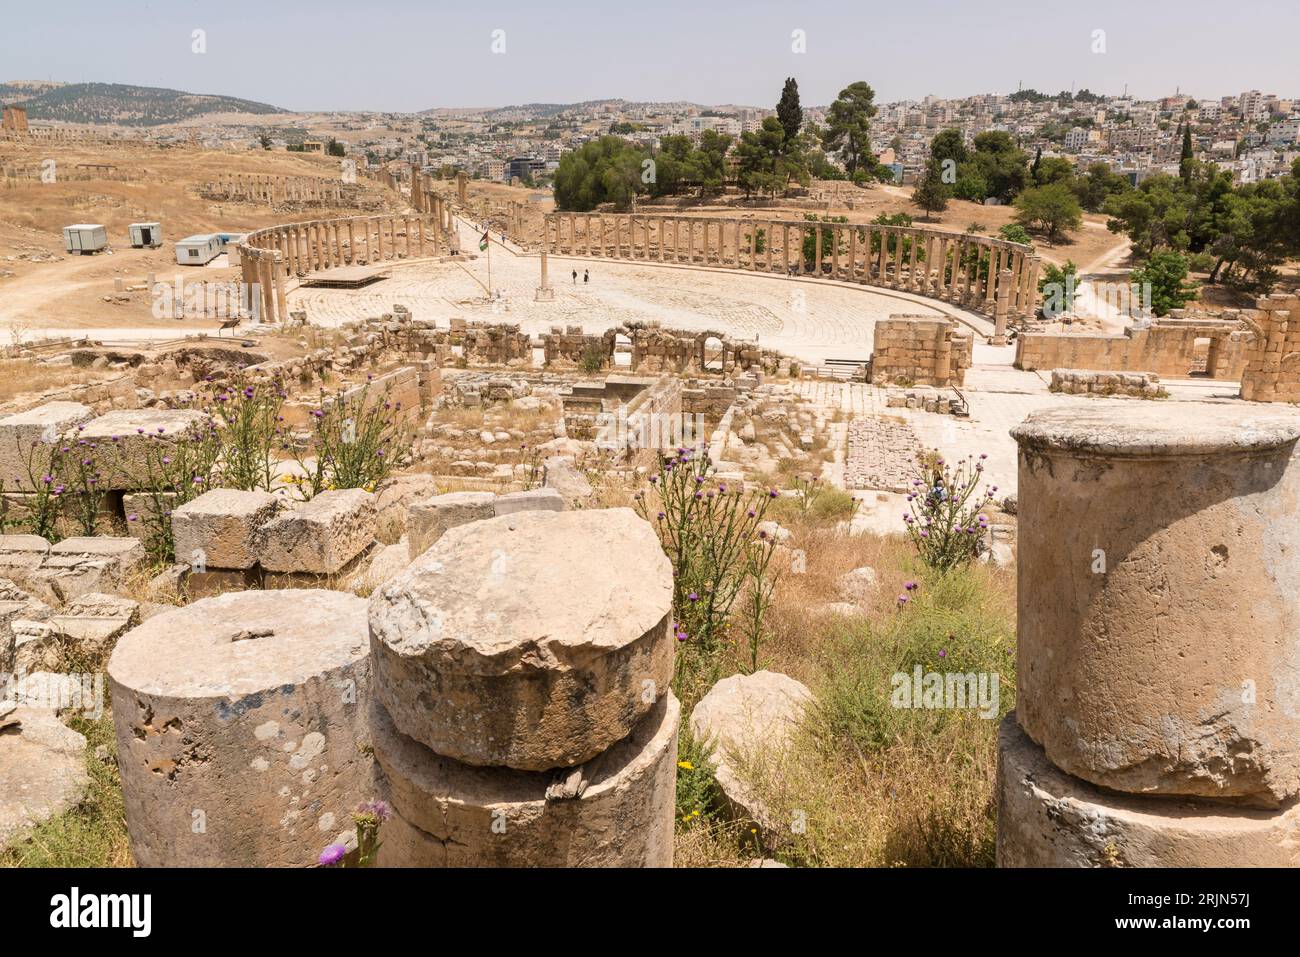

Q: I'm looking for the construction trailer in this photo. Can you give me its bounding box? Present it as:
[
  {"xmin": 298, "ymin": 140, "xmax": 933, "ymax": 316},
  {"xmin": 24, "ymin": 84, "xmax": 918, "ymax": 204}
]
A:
[
  {"xmin": 63, "ymin": 224, "xmax": 108, "ymax": 255},
  {"xmin": 127, "ymin": 222, "xmax": 162, "ymax": 248},
  {"xmin": 174, "ymin": 234, "xmax": 223, "ymax": 266}
]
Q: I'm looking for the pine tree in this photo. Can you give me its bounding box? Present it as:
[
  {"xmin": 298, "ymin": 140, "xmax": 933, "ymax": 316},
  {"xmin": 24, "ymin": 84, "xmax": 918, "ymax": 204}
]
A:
[
  {"xmin": 1180, "ymin": 123, "xmax": 1195, "ymax": 183},
  {"xmin": 777, "ymin": 78, "xmax": 803, "ymax": 143}
]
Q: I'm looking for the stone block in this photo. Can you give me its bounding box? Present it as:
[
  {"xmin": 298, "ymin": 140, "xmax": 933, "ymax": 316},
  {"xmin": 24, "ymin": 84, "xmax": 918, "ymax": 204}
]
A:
[
  {"xmin": 107, "ymin": 590, "xmax": 372, "ymax": 867},
  {"xmin": 77, "ymin": 409, "xmax": 213, "ymax": 489},
  {"xmin": 370, "ymin": 508, "xmax": 674, "ymax": 771},
  {"xmin": 0, "ymin": 706, "xmax": 90, "ymax": 849},
  {"xmin": 373, "ymin": 692, "xmax": 679, "ymax": 867},
  {"xmin": 0, "ymin": 402, "xmax": 93, "ymax": 491},
  {"xmin": 997, "ymin": 715, "xmax": 1300, "ymax": 867},
  {"xmin": 31, "ymin": 537, "xmax": 146, "ymax": 602},
  {"xmin": 171, "ymin": 488, "xmax": 280, "ymax": 571},
  {"xmin": 0, "ymin": 535, "xmax": 51, "ymax": 574},
  {"xmin": 689, "ymin": 671, "xmax": 813, "ymax": 839},
  {"xmin": 542, "ymin": 456, "xmax": 593, "ymax": 503},
  {"xmin": 493, "ymin": 487, "xmax": 565, "ymax": 517},
  {"xmin": 407, "ymin": 491, "xmax": 495, "ymax": 560},
  {"xmin": 260, "ymin": 489, "xmax": 376, "ymax": 575}
]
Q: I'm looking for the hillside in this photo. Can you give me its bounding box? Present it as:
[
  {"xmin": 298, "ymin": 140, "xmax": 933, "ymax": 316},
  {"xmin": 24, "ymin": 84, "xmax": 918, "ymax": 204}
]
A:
[{"xmin": 0, "ymin": 82, "xmax": 284, "ymax": 126}]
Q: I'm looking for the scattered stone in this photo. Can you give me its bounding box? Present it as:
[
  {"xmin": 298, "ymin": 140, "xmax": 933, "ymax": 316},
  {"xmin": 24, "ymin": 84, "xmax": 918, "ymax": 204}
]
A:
[
  {"xmin": 493, "ymin": 487, "xmax": 565, "ymax": 517},
  {"xmin": 0, "ymin": 707, "xmax": 90, "ymax": 849},
  {"xmin": 689, "ymin": 671, "xmax": 814, "ymax": 840},
  {"xmin": 407, "ymin": 491, "xmax": 495, "ymax": 559},
  {"xmin": 542, "ymin": 455, "xmax": 593, "ymax": 503}
]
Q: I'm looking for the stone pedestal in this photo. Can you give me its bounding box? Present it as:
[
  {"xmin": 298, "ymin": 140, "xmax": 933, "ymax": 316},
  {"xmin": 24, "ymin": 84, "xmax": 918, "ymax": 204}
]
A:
[
  {"xmin": 1000, "ymin": 404, "xmax": 1300, "ymax": 867},
  {"xmin": 997, "ymin": 716, "xmax": 1300, "ymax": 867},
  {"xmin": 107, "ymin": 590, "xmax": 372, "ymax": 867}
]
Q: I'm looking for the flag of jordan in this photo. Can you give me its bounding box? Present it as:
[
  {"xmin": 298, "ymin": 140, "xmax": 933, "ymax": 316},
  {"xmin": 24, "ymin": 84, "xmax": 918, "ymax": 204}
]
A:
[{"xmin": 479, "ymin": 230, "xmax": 489, "ymax": 251}]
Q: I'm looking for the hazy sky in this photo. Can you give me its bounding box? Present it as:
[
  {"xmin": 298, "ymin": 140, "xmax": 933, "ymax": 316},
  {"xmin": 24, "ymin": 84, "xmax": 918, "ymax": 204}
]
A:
[{"xmin": 4, "ymin": 0, "xmax": 1297, "ymax": 112}]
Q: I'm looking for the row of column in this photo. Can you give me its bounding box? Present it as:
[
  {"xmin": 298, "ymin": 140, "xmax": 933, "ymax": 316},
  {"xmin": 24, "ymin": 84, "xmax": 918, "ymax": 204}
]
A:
[
  {"xmin": 544, "ymin": 213, "xmax": 1041, "ymax": 320},
  {"xmin": 237, "ymin": 215, "xmax": 442, "ymax": 324},
  {"xmin": 215, "ymin": 173, "xmax": 344, "ymax": 203}
]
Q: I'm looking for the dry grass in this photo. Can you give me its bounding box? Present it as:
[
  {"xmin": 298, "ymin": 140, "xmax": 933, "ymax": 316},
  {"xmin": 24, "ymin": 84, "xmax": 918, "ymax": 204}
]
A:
[
  {"xmin": 0, "ymin": 358, "xmax": 113, "ymax": 404},
  {"xmin": 671, "ymin": 508, "xmax": 1016, "ymax": 868}
]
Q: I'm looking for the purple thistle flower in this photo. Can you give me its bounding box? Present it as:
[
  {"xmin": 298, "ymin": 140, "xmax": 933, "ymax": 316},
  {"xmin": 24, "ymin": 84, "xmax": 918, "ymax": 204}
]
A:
[{"xmin": 318, "ymin": 844, "xmax": 347, "ymax": 867}]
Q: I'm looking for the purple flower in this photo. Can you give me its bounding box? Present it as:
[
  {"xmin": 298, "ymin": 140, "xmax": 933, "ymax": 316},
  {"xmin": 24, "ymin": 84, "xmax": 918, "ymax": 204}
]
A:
[
  {"xmin": 897, "ymin": 595, "xmax": 909, "ymax": 606},
  {"xmin": 688, "ymin": 592, "xmax": 699, "ymax": 602},
  {"xmin": 904, "ymin": 581, "xmax": 917, "ymax": 591},
  {"xmin": 318, "ymin": 844, "xmax": 347, "ymax": 867},
  {"xmin": 938, "ymin": 649, "xmax": 947, "ymax": 659},
  {"xmin": 357, "ymin": 800, "xmax": 390, "ymax": 822}
]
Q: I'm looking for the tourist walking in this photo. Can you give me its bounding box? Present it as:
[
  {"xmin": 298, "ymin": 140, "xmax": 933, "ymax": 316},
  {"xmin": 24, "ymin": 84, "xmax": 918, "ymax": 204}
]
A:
[{"xmin": 583, "ymin": 269, "xmax": 589, "ymax": 284}]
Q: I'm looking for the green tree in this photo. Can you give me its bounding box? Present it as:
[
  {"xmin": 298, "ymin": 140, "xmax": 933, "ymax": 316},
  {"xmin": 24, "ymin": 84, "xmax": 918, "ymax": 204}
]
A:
[
  {"xmin": 1179, "ymin": 123, "xmax": 1195, "ymax": 183},
  {"xmin": 326, "ymin": 138, "xmax": 346, "ymax": 157},
  {"xmin": 822, "ymin": 81, "xmax": 881, "ymax": 179},
  {"xmin": 912, "ymin": 159, "xmax": 949, "ymax": 220},
  {"xmin": 963, "ymin": 131, "xmax": 1030, "ymax": 202},
  {"xmin": 553, "ymin": 136, "xmax": 648, "ymax": 211},
  {"xmin": 692, "ymin": 130, "xmax": 733, "ymax": 197},
  {"xmin": 1013, "ymin": 182, "xmax": 1083, "ymax": 238},
  {"xmin": 1075, "ymin": 162, "xmax": 1131, "ymax": 212},
  {"xmin": 1131, "ymin": 250, "xmax": 1198, "ymax": 316},
  {"xmin": 776, "ymin": 77, "xmax": 803, "ymax": 143}
]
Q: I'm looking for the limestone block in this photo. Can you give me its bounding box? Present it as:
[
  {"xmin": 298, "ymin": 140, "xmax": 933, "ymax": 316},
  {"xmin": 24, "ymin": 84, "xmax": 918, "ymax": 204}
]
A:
[
  {"xmin": 407, "ymin": 491, "xmax": 495, "ymax": 560},
  {"xmin": 344, "ymin": 541, "xmax": 411, "ymax": 596},
  {"xmin": 997, "ymin": 715, "xmax": 1300, "ymax": 867},
  {"xmin": 17, "ymin": 593, "xmax": 139, "ymax": 671},
  {"xmin": 171, "ymin": 488, "xmax": 280, "ymax": 570},
  {"xmin": 0, "ymin": 707, "xmax": 90, "ymax": 849},
  {"xmin": 0, "ymin": 534, "xmax": 51, "ymax": 574},
  {"xmin": 1, "ymin": 579, "xmax": 53, "ymax": 672},
  {"xmin": 542, "ymin": 455, "xmax": 593, "ymax": 503},
  {"xmin": 107, "ymin": 590, "xmax": 373, "ymax": 867},
  {"xmin": 260, "ymin": 488, "xmax": 376, "ymax": 575},
  {"xmin": 493, "ymin": 487, "xmax": 565, "ymax": 517},
  {"xmin": 373, "ymin": 692, "xmax": 679, "ymax": 867},
  {"xmin": 185, "ymin": 568, "xmax": 260, "ymax": 600},
  {"xmin": 370, "ymin": 508, "xmax": 674, "ymax": 771},
  {"xmin": 689, "ymin": 671, "xmax": 813, "ymax": 837},
  {"xmin": 31, "ymin": 537, "xmax": 146, "ymax": 603},
  {"xmin": 76, "ymin": 409, "xmax": 213, "ymax": 489},
  {"xmin": 1012, "ymin": 405, "xmax": 1300, "ymax": 806},
  {"xmin": 0, "ymin": 402, "xmax": 93, "ymax": 491}
]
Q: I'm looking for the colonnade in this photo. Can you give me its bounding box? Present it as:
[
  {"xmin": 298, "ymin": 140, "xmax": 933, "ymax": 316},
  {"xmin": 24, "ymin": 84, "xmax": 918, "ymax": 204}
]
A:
[{"xmin": 543, "ymin": 212, "xmax": 1041, "ymax": 321}]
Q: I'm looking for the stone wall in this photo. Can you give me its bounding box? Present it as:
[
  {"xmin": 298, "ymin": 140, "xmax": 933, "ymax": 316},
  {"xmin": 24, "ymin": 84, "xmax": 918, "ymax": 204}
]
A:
[
  {"xmin": 1048, "ymin": 369, "xmax": 1164, "ymax": 397},
  {"xmin": 1015, "ymin": 314, "xmax": 1252, "ymax": 379},
  {"xmin": 1239, "ymin": 294, "xmax": 1300, "ymax": 402},
  {"xmin": 869, "ymin": 316, "xmax": 972, "ymax": 387}
]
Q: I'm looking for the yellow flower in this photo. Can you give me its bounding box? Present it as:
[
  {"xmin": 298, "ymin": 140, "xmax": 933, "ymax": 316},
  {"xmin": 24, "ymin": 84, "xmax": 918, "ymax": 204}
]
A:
[{"xmin": 677, "ymin": 760, "xmax": 694, "ymax": 771}]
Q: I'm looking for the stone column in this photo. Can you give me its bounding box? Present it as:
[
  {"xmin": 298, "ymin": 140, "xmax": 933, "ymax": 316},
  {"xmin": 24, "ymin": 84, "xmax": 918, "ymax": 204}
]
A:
[
  {"xmin": 405, "ymin": 218, "xmax": 413, "ymax": 258},
  {"xmin": 108, "ymin": 591, "xmax": 372, "ymax": 866},
  {"xmin": 764, "ymin": 223, "xmax": 773, "ymax": 272},
  {"xmin": 535, "ymin": 247, "xmax": 554, "ymax": 301},
  {"xmin": 877, "ymin": 230, "xmax": 890, "ymax": 285},
  {"xmin": 369, "ymin": 510, "xmax": 679, "ymax": 867},
  {"xmin": 272, "ymin": 252, "xmax": 288, "ymax": 324},
  {"xmin": 258, "ymin": 254, "xmax": 275, "ymax": 322},
  {"xmin": 1023, "ymin": 256, "xmax": 1042, "ymax": 320},
  {"xmin": 893, "ymin": 230, "xmax": 905, "ymax": 289},
  {"xmin": 831, "ymin": 224, "xmax": 841, "ymax": 278},
  {"xmin": 992, "ymin": 268, "xmax": 1013, "ymax": 344},
  {"xmin": 985, "ymin": 246, "xmax": 1002, "ymax": 310},
  {"xmin": 814, "ymin": 225, "xmax": 823, "ymax": 275},
  {"xmin": 1000, "ymin": 406, "xmax": 1300, "ymax": 866},
  {"xmin": 907, "ymin": 232, "xmax": 920, "ymax": 292}
]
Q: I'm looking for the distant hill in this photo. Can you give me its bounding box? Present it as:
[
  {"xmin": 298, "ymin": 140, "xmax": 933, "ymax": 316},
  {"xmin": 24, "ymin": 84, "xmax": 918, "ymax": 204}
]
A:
[{"xmin": 0, "ymin": 82, "xmax": 285, "ymax": 126}]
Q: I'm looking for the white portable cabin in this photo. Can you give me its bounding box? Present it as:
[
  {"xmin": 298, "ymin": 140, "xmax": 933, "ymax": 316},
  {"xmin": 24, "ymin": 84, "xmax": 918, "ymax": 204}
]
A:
[
  {"xmin": 63, "ymin": 224, "xmax": 108, "ymax": 255},
  {"xmin": 128, "ymin": 222, "xmax": 162, "ymax": 248},
  {"xmin": 174, "ymin": 234, "xmax": 223, "ymax": 266}
]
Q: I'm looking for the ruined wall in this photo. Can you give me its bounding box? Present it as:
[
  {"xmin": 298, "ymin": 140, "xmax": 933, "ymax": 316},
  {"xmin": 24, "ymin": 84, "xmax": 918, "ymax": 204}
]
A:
[
  {"xmin": 1239, "ymin": 294, "xmax": 1300, "ymax": 403},
  {"xmin": 869, "ymin": 316, "xmax": 972, "ymax": 387},
  {"xmin": 1015, "ymin": 315, "xmax": 1252, "ymax": 379}
]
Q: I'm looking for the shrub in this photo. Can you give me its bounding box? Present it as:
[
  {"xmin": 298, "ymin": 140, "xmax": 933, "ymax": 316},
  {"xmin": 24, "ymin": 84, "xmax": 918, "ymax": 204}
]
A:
[
  {"xmin": 633, "ymin": 446, "xmax": 777, "ymax": 701},
  {"xmin": 901, "ymin": 452, "xmax": 996, "ymax": 573}
]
